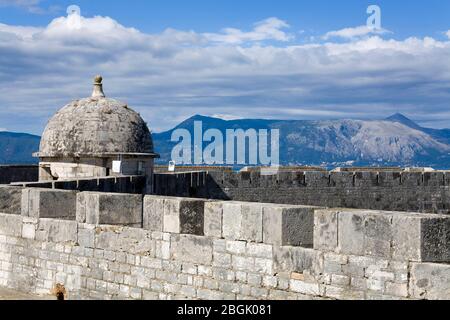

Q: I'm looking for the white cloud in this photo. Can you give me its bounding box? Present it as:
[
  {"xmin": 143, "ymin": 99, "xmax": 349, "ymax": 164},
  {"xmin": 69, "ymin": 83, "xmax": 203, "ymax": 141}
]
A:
[
  {"xmin": 323, "ymin": 25, "xmax": 390, "ymax": 40},
  {"xmin": 204, "ymin": 17, "xmax": 293, "ymax": 44},
  {"xmin": 0, "ymin": 14, "xmax": 450, "ymax": 134},
  {"xmin": 0, "ymin": 0, "xmax": 40, "ymax": 7},
  {"xmin": 0, "ymin": 23, "xmax": 42, "ymax": 39},
  {"xmin": 0, "ymin": 0, "xmax": 44, "ymax": 13}
]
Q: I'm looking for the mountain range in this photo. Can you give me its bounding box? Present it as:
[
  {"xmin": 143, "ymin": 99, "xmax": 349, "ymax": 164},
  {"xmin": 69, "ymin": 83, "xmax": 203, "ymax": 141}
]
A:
[
  {"xmin": 152, "ymin": 113, "xmax": 450, "ymax": 169},
  {"xmin": 0, "ymin": 132, "xmax": 41, "ymax": 165},
  {"xmin": 2, "ymin": 113, "xmax": 450, "ymax": 169}
]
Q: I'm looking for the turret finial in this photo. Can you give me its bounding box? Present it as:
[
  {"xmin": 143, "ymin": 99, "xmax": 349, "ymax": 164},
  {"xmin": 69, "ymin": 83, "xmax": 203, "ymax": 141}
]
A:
[{"xmin": 92, "ymin": 75, "xmax": 105, "ymax": 98}]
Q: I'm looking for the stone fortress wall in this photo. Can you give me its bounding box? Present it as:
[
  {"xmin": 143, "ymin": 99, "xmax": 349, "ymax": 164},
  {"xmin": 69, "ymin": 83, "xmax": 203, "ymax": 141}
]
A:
[
  {"xmin": 0, "ymin": 185, "xmax": 448, "ymax": 300},
  {"xmin": 4, "ymin": 165, "xmax": 450, "ymax": 215},
  {"xmin": 154, "ymin": 170, "xmax": 450, "ymax": 214}
]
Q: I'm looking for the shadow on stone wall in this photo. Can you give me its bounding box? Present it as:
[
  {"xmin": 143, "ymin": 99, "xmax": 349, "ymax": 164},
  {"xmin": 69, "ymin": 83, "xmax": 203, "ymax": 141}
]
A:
[
  {"xmin": 0, "ymin": 165, "xmax": 38, "ymax": 185},
  {"xmin": 155, "ymin": 170, "xmax": 450, "ymax": 214}
]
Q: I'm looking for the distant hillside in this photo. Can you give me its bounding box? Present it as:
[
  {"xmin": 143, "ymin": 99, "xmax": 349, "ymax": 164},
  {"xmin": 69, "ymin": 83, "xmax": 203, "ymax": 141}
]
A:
[
  {"xmin": 153, "ymin": 114, "xmax": 450, "ymax": 169},
  {"xmin": 0, "ymin": 132, "xmax": 40, "ymax": 164},
  {"xmin": 1, "ymin": 114, "xmax": 450, "ymax": 169}
]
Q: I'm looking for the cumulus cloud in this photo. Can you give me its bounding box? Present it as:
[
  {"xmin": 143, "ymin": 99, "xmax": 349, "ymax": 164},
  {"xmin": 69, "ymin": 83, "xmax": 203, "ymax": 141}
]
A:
[
  {"xmin": 0, "ymin": 13, "xmax": 449, "ymax": 135},
  {"xmin": 323, "ymin": 25, "xmax": 390, "ymax": 40}
]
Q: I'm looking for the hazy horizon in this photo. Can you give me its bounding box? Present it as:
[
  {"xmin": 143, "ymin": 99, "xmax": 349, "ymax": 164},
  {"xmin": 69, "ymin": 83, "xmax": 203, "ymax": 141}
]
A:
[{"xmin": 1, "ymin": 1, "xmax": 450, "ymax": 134}]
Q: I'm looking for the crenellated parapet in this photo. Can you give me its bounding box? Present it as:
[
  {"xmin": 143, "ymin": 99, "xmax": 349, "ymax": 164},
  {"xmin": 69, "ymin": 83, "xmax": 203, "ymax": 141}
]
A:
[
  {"xmin": 0, "ymin": 185, "xmax": 448, "ymax": 300},
  {"xmin": 153, "ymin": 170, "xmax": 450, "ymax": 214}
]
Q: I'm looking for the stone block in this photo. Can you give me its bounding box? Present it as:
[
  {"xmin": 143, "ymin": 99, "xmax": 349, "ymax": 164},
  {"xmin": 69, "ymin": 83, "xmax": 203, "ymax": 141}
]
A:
[
  {"xmin": 75, "ymin": 192, "xmax": 86, "ymax": 223},
  {"xmin": 77, "ymin": 192, "xmax": 142, "ymax": 227},
  {"xmin": 171, "ymin": 234, "xmax": 213, "ymax": 265},
  {"xmin": 372, "ymin": 211, "xmax": 449, "ymax": 262},
  {"xmin": 273, "ymin": 246, "xmax": 321, "ymax": 274},
  {"xmin": 354, "ymin": 171, "xmax": 378, "ymax": 188},
  {"xmin": 246, "ymin": 243, "xmax": 273, "ymax": 259},
  {"xmin": 115, "ymin": 227, "xmax": 154, "ymax": 255},
  {"xmin": 290, "ymin": 279, "xmax": 320, "ymax": 296},
  {"xmin": 305, "ymin": 171, "xmax": 329, "ymax": 187},
  {"xmin": 314, "ymin": 209, "xmax": 338, "ymax": 251},
  {"xmin": 36, "ymin": 219, "xmax": 77, "ymax": 243},
  {"xmin": 95, "ymin": 227, "xmax": 121, "ymax": 250},
  {"xmin": 362, "ymin": 212, "xmax": 392, "ymax": 258},
  {"xmin": 22, "ymin": 217, "xmax": 37, "ymax": 240},
  {"xmin": 22, "ymin": 188, "xmax": 78, "ymax": 220},
  {"xmin": 419, "ymin": 215, "xmax": 450, "ymax": 263},
  {"xmin": 410, "ymin": 262, "xmax": 450, "ymax": 300},
  {"xmin": 337, "ymin": 210, "xmax": 365, "ymax": 256},
  {"xmin": 0, "ymin": 186, "xmax": 23, "ymax": 215},
  {"xmin": 401, "ymin": 172, "xmax": 423, "ymax": 187},
  {"xmin": 222, "ymin": 202, "xmax": 263, "ymax": 242},
  {"xmin": 204, "ymin": 201, "xmax": 223, "ymax": 238},
  {"xmin": 143, "ymin": 195, "xmax": 165, "ymax": 232},
  {"xmin": 334, "ymin": 210, "xmax": 450, "ymax": 262},
  {"xmin": 225, "ymin": 240, "xmax": 246, "ymax": 255},
  {"xmin": 392, "ymin": 214, "xmax": 422, "ymax": 261},
  {"xmin": 0, "ymin": 213, "xmax": 23, "ymax": 237},
  {"xmin": 263, "ymin": 205, "xmax": 315, "ymax": 247},
  {"xmin": 78, "ymin": 224, "xmax": 95, "ymax": 248},
  {"xmin": 163, "ymin": 197, "xmax": 205, "ymax": 235},
  {"xmin": 329, "ymin": 172, "xmax": 354, "ymax": 188},
  {"xmin": 222, "ymin": 202, "xmax": 241, "ymax": 239}
]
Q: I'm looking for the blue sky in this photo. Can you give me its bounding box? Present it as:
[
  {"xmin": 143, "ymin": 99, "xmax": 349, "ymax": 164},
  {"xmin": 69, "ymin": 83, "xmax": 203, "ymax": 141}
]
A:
[
  {"xmin": 2, "ymin": 0, "xmax": 450, "ymax": 39},
  {"xmin": 0, "ymin": 0, "xmax": 450, "ymax": 134}
]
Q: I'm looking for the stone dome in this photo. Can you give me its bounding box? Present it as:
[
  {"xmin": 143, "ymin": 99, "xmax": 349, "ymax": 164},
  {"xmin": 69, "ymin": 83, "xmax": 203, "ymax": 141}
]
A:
[{"xmin": 38, "ymin": 76, "xmax": 155, "ymax": 158}]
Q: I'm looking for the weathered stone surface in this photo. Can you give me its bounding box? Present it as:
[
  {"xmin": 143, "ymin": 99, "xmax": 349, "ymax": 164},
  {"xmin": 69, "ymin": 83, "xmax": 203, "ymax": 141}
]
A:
[
  {"xmin": 78, "ymin": 224, "xmax": 95, "ymax": 248},
  {"xmin": 22, "ymin": 188, "xmax": 78, "ymax": 220},
  {"xmin": 39, "ymin": 94, "xmax": 153, "ymax": 158},
  {"xmin": 171, "ymin": 234, "xmax": 213, "ymax": 265},
  {"xmin": 263, "ymin": 205, "xmax": 315, "ymax": 247},
  {"xmin": 322, "ymin": 209, "xmax": 450, "ymax": 262},
  {"xmin": 0, "ymin": 186, "xmax": 22, "ymax": 215},
  {"xmin": 36, "ymin": 219, "xmax": 77, "ymax": 243},
  {"xmin": 77, "ymin": 192, "xmax": 142, "ymax": 227},
  {"xmin": 22, "ymin": 217, "xmax": 37, "ymax": 240},
  {"xmin": 163, "ymin": 197, "xmax": 205, "ymax": 235},
  {"xmin": 160, "ymin": 170, "xmax": 450, "ymax": 216},
  {"xmin": 0, "ymin": 213, "xmax": 23, "ymax": 237},
  {"xmin": 410, "ymin": 263, "xmax": 450, "ymax": 300},
  {"xmin": 222, "ymin": 202, "xmax": 242, "ymax": 240},
  {"xmin": 143, "ymin": 196, "xmax": 165, "ymax": 232},
  {"xmin": 222, "ymin": 202, "xmax": 263, "ymax": 242},
  {"xmin": 337, "ymin": 210, "xmax": 365, "ymax": 256},
  {"xmin": 420, "ymin": 216, "xmax": 450, "ymax": 263},
  {"xmin": 314, "ymin": 209, "xmax": 338, "ymax": 252},
  {"xmin": 392, "ymin": 214, "xmax": 422, "ymax": 261},
  {"xmin": 362, "ymin": 212, "xmax": 392, "ymax": 258},
  {"xmin": 273, "ymin": 246, "xmax": 321, "ymax": 274},
  {"xmin": 115, "ymin": 227, "xmax": 154, "ymax": 255},
  {"xmin": 2, "ymin": 184, "xmax": 450, "ymax": 300},
  {"xmin": 204, "ymin": 201, "xmax": 223, "ymax": 238},
  {"xmin": 241, "ymin": 203, "xmax": 263, "ymax": 242},
  {"xmin": 290, "ymin": 279, "xmax": 320, "ymax": 296}
]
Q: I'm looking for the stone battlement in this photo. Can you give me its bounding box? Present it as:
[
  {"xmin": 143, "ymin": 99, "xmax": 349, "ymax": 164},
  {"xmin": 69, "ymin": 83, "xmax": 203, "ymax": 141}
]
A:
[
  {"xmin": 154, "ymin": 170, "xmax": 450, "ymax": 214},
  {"xmin": 4, "ymin": 165, "xmax": 450, "ymax": 214},
  {"xmin": 0, "ymin": 186, "xmax": 448, "ymax": 300}
]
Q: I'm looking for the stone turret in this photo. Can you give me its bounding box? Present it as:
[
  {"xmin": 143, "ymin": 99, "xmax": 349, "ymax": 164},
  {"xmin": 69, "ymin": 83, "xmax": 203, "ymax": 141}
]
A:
[{"xmin": 34, "ymin": 76, "xmax": 159, "ymax": 192}]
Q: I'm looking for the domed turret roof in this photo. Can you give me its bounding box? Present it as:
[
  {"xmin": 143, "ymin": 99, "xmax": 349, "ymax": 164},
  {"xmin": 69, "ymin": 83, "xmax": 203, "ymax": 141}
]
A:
[{"xmin": 37, "ymin": 76, "xmax": 157, "ymax": 158}]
